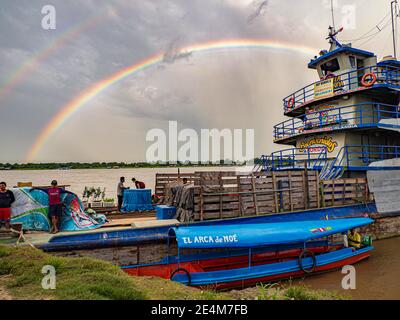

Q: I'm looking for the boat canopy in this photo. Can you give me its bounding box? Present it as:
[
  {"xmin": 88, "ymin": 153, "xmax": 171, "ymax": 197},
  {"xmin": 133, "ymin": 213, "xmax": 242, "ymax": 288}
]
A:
[{"xmin": 169, "ymin": 218, "xmax": 373, "ymax": 249}]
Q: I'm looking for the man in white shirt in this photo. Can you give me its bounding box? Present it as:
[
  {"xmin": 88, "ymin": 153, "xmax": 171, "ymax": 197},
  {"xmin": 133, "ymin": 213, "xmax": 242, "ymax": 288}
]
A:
[{"xmin": 117, "ymin": 177, "xmax": 129, "ymax": 212}]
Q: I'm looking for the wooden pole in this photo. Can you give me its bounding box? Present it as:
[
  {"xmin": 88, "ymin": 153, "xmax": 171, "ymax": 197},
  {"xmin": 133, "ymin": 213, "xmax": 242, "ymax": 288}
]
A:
[
  {"xmin": 303, "ymin": 163, "xmax": 310, "ymax": 209},
  {"xmin": 272, "ymin": 172, "xmax": 279, "ymax": 213},
  {"xmin": 251, "ymin": 173, "xmax": 259, "ymax": 215},
  {"xmin": 288, "ymin": 171, "xmax": 294, "ymax": 212}
]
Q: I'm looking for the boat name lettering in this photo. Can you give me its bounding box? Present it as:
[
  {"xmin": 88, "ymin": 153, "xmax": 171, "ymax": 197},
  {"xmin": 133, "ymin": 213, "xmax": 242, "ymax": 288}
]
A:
[{"xmin": 182, "ymin": 234, "xmax": 239, "ymax": 244}]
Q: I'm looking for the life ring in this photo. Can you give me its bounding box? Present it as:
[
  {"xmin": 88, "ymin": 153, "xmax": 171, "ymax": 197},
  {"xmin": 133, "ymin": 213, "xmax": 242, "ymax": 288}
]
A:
[
  {"xmin": 287, "ymin": 97, "xmax": 295, "ymax": 110},
  {"xmin": 361, "ymin": 73, "xmax": 377, "ymax": 87},
  {"xmin": 298, "ymin": 250, "xmax": 317, "ymax": 274},
  {"xmin": 170, "ymin": 268, "xmax": 192, "ymax": 286}
]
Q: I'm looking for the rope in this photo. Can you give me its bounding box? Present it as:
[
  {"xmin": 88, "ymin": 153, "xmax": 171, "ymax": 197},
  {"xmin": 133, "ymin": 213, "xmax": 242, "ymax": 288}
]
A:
[{"xmin": 9, "ymin": 228, "xmax": 35, "ymax": 248}]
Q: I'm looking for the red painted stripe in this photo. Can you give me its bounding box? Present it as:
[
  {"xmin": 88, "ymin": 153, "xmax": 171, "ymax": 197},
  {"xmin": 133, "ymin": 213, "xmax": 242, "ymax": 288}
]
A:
[{"xmin": 123, "ymin": 245, "xmax": 339, "ymax": 280}]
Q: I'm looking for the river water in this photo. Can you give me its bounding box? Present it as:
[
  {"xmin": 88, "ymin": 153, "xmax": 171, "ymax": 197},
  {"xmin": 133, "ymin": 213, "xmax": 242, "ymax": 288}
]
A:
[
  {"xmin": 293, "ymin": 237, "xmax": 400, "ymax": 300},
  {"xmin": 1, "ymin": 168, "xmax": 399, "ymax": 299},
  {"xmin": 0, "ymin": 167, "xmax": 237, "ymax": 199}
]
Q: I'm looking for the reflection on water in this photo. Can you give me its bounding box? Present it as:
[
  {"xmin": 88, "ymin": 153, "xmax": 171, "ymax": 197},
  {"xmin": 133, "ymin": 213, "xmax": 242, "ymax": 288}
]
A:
[{"xmin": 294, "ymin": 237, "xmax": 400, "ymax": 300}]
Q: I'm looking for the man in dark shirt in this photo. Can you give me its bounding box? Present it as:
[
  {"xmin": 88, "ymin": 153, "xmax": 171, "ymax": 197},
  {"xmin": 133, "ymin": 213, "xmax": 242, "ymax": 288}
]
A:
[
  {"xmin": 131, "ymin": 178, "xmax": 146, "ymax": 189},
  {"xmin": 0, "ymin": 182, "xmax": 15, "ymax": 230},
  {"xmin": 30, "ymin": 180, "xmax": 74, "ymax": 234}
]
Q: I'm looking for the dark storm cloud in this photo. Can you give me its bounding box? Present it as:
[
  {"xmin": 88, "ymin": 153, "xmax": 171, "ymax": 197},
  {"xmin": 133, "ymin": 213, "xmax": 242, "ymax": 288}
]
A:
[
  {"xmin": 247, "ymin": 0, "xmax": 269, "ymax": 24},
  {"xmin": 162, "ymin": 38, "xmax": 193, "ymax": 64}
]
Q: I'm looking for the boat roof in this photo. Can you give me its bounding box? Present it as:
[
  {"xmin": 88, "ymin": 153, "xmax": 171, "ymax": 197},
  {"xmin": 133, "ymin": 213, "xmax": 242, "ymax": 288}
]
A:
[
  {"xmin": 308, "ymin": 46, "xmax": 375, "ymax": 69},
  {"xmin": 169, "ymin": 218, "xmax": 373, "ymax": 249},
  {"xmin": 377, "ymin": 59, "xmax": 400, "ymax": 67}
]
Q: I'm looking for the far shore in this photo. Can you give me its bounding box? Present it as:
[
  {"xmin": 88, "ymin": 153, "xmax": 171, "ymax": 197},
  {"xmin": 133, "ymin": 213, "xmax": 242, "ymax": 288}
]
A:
[{"xmin": 0, "ymin": 163, "xmax": 249, "ymax": 171}]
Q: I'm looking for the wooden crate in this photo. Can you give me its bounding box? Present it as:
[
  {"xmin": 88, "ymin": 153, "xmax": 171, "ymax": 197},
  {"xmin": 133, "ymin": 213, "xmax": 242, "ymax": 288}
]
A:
[
  {"xmin": 155, "ymin": 170, "xmax": 371, "ymax": 222},
  {"xmin": 155, "ymin": 173, "xmax": 199, "ymax": 197},
  {"xmin": 194, "ymin": 170, "xmax": 321, "ymax": 221},
  {"xmin": 321, "ymin": 178, "xmax": 370, "ymax": 207}
]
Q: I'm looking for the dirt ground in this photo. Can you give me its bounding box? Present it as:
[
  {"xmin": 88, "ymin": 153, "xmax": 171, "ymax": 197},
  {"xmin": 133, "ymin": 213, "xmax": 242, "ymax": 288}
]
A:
[{"xmin": 0, "ymin": 276, "xmax": 13, "ymax": 300}]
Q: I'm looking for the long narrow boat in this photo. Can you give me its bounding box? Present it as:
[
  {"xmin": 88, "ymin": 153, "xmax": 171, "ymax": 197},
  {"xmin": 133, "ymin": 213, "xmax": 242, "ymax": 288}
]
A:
[
  {"xmin": 123, "ymin": 218, "xmax": 374, "ymax": 290},
  {"xmin": 37, "ymin": 203, "xmax": 375, "ymax": 252}
]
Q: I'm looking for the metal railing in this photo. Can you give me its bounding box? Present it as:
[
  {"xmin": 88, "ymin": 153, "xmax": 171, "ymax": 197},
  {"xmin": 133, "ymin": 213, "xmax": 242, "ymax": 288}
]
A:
[
  {"xmin": 258, "ymin": 145, "xmax": 400, "ymax": 173},
  {"xmin": 274, "ymin": 103, "xmax": 400, "ymax": 141},
  {"xmin": 331, "ymin": 145, "xmax": 400, "ymax": 169},
  {"xmin": 259, "ymin": 147, "xmax": 328, "ymax": 171},
  {"xmin": 283, "ymin": 65, "xmax": 400, "ymax": 113}
]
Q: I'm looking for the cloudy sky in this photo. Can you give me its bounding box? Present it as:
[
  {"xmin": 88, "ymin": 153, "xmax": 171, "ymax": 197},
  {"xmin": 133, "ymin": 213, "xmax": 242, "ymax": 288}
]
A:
[{"xmin": 0, "ymin": 0, "xmax": 395, "ymax": 163}]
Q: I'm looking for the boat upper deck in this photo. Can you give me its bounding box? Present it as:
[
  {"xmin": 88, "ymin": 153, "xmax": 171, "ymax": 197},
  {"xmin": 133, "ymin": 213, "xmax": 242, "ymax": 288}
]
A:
[
  {"xmin": 274, "ymin": 103, "xmax": 400, "ymax": 143},
  {"xmin": 283, "ymin": 64, "xmax": 400, "ymax": 116}
]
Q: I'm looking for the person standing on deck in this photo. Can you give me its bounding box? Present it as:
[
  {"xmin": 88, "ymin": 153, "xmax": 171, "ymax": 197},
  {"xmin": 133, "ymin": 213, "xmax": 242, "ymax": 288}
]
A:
[
  {"xmin": 30, "ymin": 180, "xmax": 74, "ymax": 234},
  {"xmin": 348, "ymin": 228, "xmax": 362, "ymax": 248},
  {"xmin": 0, "ymin": 182, "xmax": 15, "ymax": 230},
  {"xmin": 117, "ymin": 177, "xmax": 129, "ymax": 212},
  {"xmin": 131, "ymin": 178, "xmax": 146, "ymax": 189}
]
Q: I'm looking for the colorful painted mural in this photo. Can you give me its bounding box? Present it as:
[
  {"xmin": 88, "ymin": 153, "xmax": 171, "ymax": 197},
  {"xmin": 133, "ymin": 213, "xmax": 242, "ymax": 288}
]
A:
[{"xmin": 10, "ymin": 188, "xmax": 106, "ymax": 231}]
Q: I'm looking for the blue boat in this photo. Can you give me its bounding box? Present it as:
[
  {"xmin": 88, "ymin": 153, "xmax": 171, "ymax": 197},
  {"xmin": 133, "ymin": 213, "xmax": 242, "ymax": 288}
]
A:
[{"xmin": 123, "ymin": 218, "xmax": 374, "ymax": 290}]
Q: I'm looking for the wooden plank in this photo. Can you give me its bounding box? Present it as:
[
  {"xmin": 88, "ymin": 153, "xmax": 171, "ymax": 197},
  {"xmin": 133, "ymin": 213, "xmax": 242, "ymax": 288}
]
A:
[
  {"xmin": 272, "ymin": 172, "xmax": 279, "ymax": 213},
  {"xmin": 288, "ymin": 171, "xmax": 294, "ymax": 212},
  {"xmin": 237, "ymin": 176, "xmax": 244, "ymax": 216},
  {"xmin": 251, "ymin": 173, "xmax": 259, "ymax": 215}
]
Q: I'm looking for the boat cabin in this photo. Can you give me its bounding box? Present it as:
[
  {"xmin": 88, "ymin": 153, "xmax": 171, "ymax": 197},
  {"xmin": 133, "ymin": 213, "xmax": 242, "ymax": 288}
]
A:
[{"xmin": 309, "ymin": 45, "xmax": 376, "ymax": 81}]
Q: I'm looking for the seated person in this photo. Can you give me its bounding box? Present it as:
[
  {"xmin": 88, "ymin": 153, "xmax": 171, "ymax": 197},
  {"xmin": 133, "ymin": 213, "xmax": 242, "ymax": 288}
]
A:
[{"xmin": 348, "ymin": 228, "xmax": 362, "ymax": 248}]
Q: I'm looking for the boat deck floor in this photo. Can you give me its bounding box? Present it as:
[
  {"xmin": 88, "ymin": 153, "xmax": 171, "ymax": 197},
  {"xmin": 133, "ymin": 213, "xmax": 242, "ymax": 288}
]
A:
[
  {"xmin": 103, "ymin": 217, "xmax": 157, "ymax": 227},
  {"xmin": 3, "ymin": 217, "xmax": 179, "ymax": 247}
]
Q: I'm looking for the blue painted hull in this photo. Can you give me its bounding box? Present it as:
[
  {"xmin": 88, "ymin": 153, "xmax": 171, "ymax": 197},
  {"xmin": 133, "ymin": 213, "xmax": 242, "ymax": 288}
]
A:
[
  {"xmin": 39, "ymin": 203, "xmax": 377, "ymax": 252},
  {"xmin": 172, "ymin": 246, "xmax": 373, "ymax": 288}
]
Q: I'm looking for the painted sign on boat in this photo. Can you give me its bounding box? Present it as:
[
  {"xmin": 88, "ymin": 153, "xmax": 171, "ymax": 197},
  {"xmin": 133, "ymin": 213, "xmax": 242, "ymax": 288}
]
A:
[{"xmin": 182, "ymin": 234, "xmax": 239, "ymax": 245}]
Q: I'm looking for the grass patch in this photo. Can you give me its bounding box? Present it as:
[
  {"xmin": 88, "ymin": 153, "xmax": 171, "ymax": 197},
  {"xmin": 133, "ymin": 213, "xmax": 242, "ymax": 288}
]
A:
[
  {"xmin": 283, "ymin": 285, "xmax": 347, "ymax": 300},
  {"xmin": 0, "ymin": 245, "xmax": 346, "ymax": 300},
  {"xmin": 229, "ymin": 281, "xmax": 347, "ymax": 300},
  {"xmin": 0, "ymin": 245, "xmax": 228, "ymax": 300}
]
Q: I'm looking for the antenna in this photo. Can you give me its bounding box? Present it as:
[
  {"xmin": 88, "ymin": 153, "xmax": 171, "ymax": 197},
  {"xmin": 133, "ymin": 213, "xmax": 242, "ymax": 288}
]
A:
[
  {"xmin": 330, "ymin": 0, "xmax": 336, "ymax": 31},
  {"xmin": 391, "ymin": 0, "xmax": 398, "ymax": 59}
]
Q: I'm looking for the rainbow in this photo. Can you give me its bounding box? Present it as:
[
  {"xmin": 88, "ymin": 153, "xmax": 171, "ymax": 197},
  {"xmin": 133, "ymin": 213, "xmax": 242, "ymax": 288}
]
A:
[
  {"xmin": 26, "ymin": 39, "xmax": 317, "ymax": 162},
  {"xmin": 0, "ymin": 12, "xmax": 107, "ymax": 100}
]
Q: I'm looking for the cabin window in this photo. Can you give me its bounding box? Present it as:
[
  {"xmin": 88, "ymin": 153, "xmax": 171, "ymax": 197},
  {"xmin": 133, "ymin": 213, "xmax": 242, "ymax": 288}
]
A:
[
  {"xmin": 321, "ymin": 58, "xmax": 340, "ymax": 76},
  {"xmin": 349, "ymin": 56, "xmax": 356, "ymax": 69}
]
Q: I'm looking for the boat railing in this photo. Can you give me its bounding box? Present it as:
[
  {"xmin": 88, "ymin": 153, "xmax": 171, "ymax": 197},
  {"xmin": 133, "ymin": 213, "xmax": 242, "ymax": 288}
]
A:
[
  {"xmin": 259, "ymin": 144, "xmax": 400, "ymax": 174},
  {"xmin": 283, "ymin": 65, "xmax": 400, "ymax": 113},
  {"xmin": 339, "ymin": 145, "xmax": 400, "ymax": 168},
  {"xmin": 259, "ymin": 147, "xmax": 328, "ymax": 171},
  {"xmin": 274, "ymin": 103, "xmax": 400, "ymax": 141},
  {"xmin": 320, "ymin": 144, "xmax": 400, "ymax": 179}
]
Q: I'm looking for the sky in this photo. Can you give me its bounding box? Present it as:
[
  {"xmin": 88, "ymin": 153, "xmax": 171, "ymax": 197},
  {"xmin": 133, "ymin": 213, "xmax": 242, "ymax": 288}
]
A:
[{"xmin": 0, "ymin": 0, "xmax": 396, "ymax": 163}]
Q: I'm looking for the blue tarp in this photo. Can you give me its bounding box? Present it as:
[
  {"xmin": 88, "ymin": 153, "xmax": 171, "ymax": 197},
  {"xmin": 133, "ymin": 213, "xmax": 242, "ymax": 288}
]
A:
[
  {"xmin": 121, "ymin": 189, "xmax": 154, "ymax": 212},
  {"xmin": 169, "ymin": 218, "xmax": 373, "ymax": 249}
]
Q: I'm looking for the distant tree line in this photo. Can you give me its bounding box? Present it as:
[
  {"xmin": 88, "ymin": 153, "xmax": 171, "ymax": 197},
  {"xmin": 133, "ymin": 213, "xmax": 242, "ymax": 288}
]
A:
[{"xmin": 0, "ymin": 160, "xmax": 253, "ymax": 170}]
